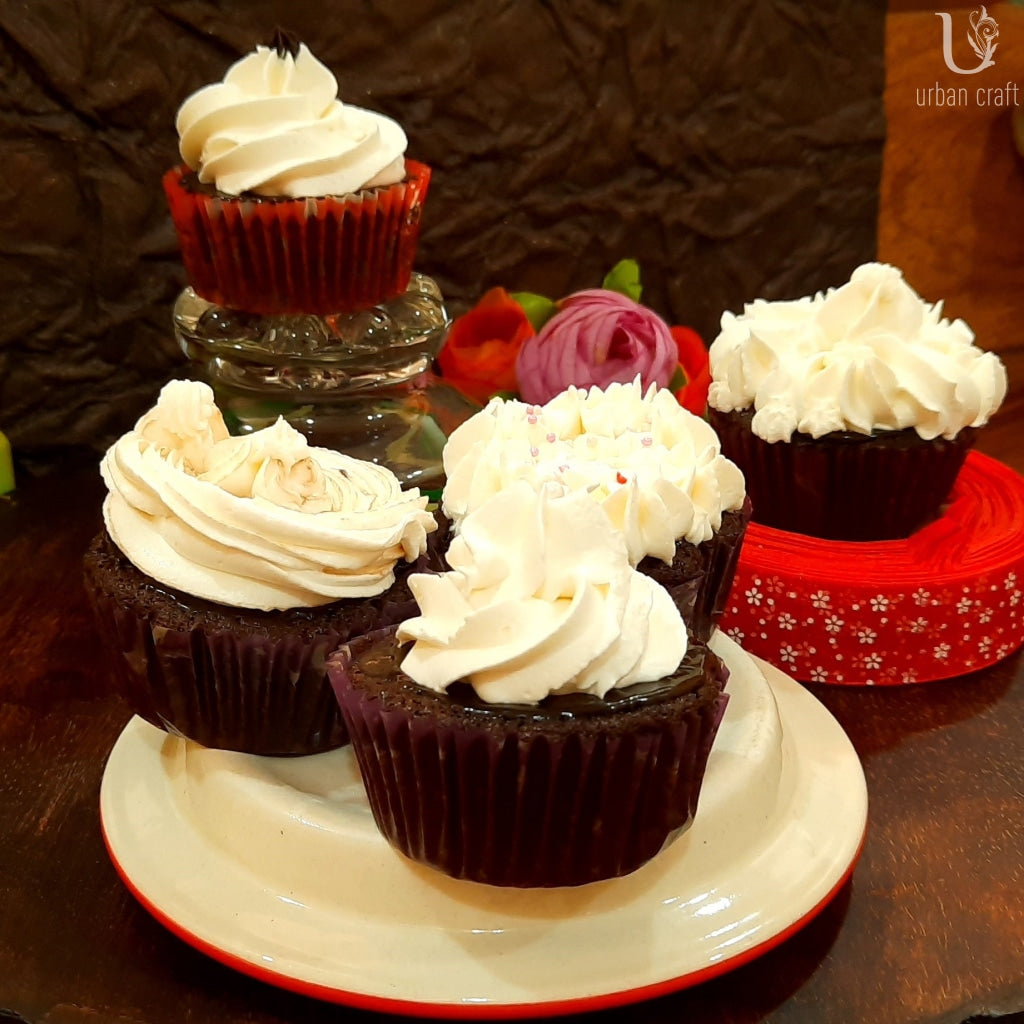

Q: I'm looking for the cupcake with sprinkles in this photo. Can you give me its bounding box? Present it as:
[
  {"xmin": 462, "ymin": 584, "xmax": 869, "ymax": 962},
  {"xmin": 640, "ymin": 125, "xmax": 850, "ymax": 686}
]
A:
[{"xmin": 441, "ymin": 378, "xmax": 750, "ymax": 640}]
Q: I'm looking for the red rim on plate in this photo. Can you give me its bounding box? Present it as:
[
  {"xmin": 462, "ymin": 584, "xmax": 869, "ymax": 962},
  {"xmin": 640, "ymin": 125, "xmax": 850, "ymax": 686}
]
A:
[
  {"xmin": 97, "ymin": 642, "xmax": 868, "ymax": 1017},
  {"xmin": 101, "ymin": 821, "xmax": 864, "ymax": 1019}
]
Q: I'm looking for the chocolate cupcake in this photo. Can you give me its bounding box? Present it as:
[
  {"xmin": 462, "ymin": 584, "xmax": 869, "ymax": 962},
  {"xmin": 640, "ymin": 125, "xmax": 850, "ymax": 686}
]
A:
[
  {"xmin": 328, "ymin": 481, "xmax": 730, "ymax": 887},
  {"xmin": 85, "ymin": 380, "xmax": 435, "ymax": 756},
  {"xmin": 84, "ymin": 532, "xmax": 418, "ymax": 755},
  {"xmin": 165, "ymin": 40, "xmax": 429, "ymax": 315},
  {"xmin": 636, "ymin": 496, "xmax": 752, "ymax": 639},
  {"xmin": 708, "ymin": 263, "xmax": 1007, "ymax": 540},
  {"xmin": 440, "ymin": 379, "xmax": 749, "ymax": 640},
  {"xmin": 707, "ymin": 407, "xmax": 974, "ymax": 540}
]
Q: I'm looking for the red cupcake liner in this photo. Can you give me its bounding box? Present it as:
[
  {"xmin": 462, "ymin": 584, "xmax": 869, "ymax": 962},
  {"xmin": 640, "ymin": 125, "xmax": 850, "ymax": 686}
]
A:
[
  {"xmin": 708, "ymin": 407, "xmax": 975, "ymax": 541},
  {"xmin": 163, "ymin": 160, "xmax": 431, "ymax": 315},
  {"xmin": 328, "ymin": 629, "xmax": 729, "ymax": 887}
]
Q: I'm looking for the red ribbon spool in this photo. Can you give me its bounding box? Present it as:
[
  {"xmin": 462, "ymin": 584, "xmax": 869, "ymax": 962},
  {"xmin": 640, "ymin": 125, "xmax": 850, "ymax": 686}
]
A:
[{"xmin": 720, "ymin": 452, "xmax": 1024, "ymax": 685}]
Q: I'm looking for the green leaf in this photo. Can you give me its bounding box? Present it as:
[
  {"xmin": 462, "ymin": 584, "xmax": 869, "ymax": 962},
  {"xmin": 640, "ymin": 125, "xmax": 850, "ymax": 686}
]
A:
[
  {"xmin": 602, "ymin": 259, "xmax": 642, "ymax": 302},
  {"xmin": 668, "ymin": 365, "xmax": 688, "ymax": 392},
  {"xmin": 511, "ymin": 291, "xmax": 558, "ymax": 331},
  {"xmin": 0, "ymin": 431, "xmax": 14, "ymax": 495}
]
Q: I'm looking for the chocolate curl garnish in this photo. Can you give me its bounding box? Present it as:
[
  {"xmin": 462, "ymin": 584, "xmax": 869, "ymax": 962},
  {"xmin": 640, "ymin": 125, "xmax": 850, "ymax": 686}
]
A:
[{"xmin": 271, "ymin": 27, "xmax": 301, "ymax": 59}]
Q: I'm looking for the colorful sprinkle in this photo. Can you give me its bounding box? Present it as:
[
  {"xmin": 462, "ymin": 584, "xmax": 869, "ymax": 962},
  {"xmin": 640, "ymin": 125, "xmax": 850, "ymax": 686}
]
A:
[
  {"xmin": 530, "ymin": 446, "xmax": 539, "ymax": 457},
  {"xmin": 546, "ymin": 432, "xmax": 556, "ymax": 443},
  {"xmin": 641, "ymin": 436, "xmax": 653, "ymax": 447}
]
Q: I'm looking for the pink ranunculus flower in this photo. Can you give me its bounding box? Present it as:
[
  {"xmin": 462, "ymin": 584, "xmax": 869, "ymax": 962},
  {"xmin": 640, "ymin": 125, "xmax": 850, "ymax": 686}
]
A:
[{"xmin": 515, "ymin": 289, "xmax": 678, "ymax": 404}]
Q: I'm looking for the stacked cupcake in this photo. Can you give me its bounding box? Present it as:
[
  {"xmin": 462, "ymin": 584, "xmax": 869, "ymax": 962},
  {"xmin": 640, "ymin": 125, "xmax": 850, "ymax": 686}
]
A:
[
  {"xmin": 708, "ymin": 263, "xmax": 1016, "ymax": 685},
  {"xmin": 95, "ymin": 38, "xmax": 762, "ymax": 884},
  {"xmin": 86, "ymin": 42, "xmax": 450, "ymax": 754},
  {"xmin": 164, "ymin": 39, "xmax": 430, "ymax": 316},
  {"xmin": 324, "ymin": 379, "xmax": 750, "ymax": 886}
]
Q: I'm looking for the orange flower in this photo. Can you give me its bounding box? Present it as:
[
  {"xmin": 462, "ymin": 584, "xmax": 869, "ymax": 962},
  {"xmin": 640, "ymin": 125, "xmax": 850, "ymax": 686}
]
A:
[
  {"xmin": 670, "ymin": 326, "xmax": 711, "ymax": 416},
  {"xmin": 437, "ymin": 289, "xmax": 534, "ymax": 404}
]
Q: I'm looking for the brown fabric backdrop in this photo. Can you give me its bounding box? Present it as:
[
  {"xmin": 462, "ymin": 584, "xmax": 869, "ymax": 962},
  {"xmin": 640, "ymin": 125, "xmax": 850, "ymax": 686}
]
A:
[{"xmin": 0, "ymin": 0, "xmax": 886, "ymax": 456}]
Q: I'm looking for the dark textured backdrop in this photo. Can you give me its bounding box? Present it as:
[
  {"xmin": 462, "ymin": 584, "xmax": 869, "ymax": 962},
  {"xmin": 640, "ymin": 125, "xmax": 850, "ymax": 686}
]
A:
[{"xmin": 0, "ymin": 0, "xmax": 886, "ymax": 456}]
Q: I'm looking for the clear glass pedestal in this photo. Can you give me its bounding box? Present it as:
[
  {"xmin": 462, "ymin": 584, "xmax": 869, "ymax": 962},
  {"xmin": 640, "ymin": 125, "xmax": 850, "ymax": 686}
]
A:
[{"xmin": 173, "ymin": 273, "xmax": 479, "ymax": 494}]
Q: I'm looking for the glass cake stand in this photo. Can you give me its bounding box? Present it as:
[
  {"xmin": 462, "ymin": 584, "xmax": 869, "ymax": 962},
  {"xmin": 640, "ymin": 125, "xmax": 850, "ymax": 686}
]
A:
[{"xmin": 173, "ymin": 273, "xmax": 479, "ymax": 494}]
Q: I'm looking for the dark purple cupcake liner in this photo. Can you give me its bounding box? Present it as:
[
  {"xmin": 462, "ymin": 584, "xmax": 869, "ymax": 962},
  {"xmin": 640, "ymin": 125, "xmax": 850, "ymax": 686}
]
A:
[
  {"xmin": 638, "ymin": 498, "xmax": 752, "ymax": 641},
  {"xmin": 709, "ymin": 407, "xmax": 975, "ymax": 540},
  {"xmin": 83, "ymin": 532, "xmax": 422, "ymax": 756},
  {"xmin": 328, "ymin": 628, "xmax": 729, "ymax": 887}
]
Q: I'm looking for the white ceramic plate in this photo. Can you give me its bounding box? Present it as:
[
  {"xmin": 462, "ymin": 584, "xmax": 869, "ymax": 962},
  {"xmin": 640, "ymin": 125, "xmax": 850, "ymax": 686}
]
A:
[{"xmin": 99, "ymin": 635, "xmax": 867, "ymax": 1018}]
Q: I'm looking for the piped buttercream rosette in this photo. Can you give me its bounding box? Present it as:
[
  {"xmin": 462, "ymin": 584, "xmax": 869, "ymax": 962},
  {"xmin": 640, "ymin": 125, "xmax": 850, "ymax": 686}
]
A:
[
  {"xmin": 720, "ymin": 452, "xmax": 1024, "ymax": 685},
  {"xmin": 101, "ymin": 380, "xmax": 435, "ymax": 612},
  {"xmin": 165, "ymin": 42, "xmax": 430, "ymax": 314}
]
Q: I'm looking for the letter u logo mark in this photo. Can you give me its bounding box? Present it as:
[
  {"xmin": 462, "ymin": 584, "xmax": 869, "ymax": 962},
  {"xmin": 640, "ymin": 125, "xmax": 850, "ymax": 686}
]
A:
[{"xmin": 936, "ymin": 6, "xmax": 998, "ymax": 74}]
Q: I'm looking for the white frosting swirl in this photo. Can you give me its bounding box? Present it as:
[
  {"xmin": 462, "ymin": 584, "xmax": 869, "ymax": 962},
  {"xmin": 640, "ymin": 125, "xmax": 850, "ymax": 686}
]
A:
[
  {"xmin": 441, "ymin": 379, "xmax": 746, "ymax": 564},
  {"xmin": 708, "ymin": 262, "xmax": 1008, "ymax": 442},
  {"xmin": 398, "ymin": 482, "xmax": 687, "ymax": 704},
  {"xmin": 177, "ymin": 43, "xmax": 406, "ymax": 198},
  {"xmin": 101, "ymin": 381, "xmax": 434, "ymax": 611}
]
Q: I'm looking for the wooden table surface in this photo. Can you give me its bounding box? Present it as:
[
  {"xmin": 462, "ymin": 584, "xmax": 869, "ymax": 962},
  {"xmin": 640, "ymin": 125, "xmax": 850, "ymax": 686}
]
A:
[{"xmin": 3, "ymin": 6, "xmax": 1024, "ymax": 1023}]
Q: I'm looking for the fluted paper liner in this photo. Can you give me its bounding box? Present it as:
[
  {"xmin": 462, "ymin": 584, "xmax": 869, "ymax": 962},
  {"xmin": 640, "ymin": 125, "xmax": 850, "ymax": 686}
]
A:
[
  {"xmin": 709, "ymin": 407, "xmax": 975, "ymax": 541},
  {"xmin": 83, "ymin": 532, "xmax": 421, "ymax": 756},
  {"xmin": 638, "ymin": 498, "xmax": 752, "ymax": 642},
  {"xmin": 328, "ymin": 629, "xmax": 729, "ymax": 888},
  {"xmin": 163, "ymin": 160, "xmax": 431, "ymax": 315}
]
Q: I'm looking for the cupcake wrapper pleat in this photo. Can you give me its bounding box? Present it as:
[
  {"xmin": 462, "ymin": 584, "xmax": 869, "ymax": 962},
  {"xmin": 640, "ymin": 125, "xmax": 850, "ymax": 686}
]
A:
[
  {"xmin": 331, "ymin": 639, "xmax": 730, "ymax": 888},
  {"xmin": 86, "ymin": 582, "xmax": 347, "ymax": 755},
  {"xmin": 83, "ymin": 534, "xmax": 426, "ymax": 756},
  {"xmin": 709, "ymin": 408, "xmax": 975, "ymax": 540},
  {"xmin": 638, "ymin": 499, "xmax": 751, "ymax": 642},
  {"xmin": 164, "ymin": 161, "xmax": 430, "ymax": 315}
]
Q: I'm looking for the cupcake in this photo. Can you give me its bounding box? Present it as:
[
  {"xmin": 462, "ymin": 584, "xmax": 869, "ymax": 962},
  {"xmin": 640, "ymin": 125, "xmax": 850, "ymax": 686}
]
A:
[
  {"xmin": 327, "ymin": 481, "xmax": 729, "ymax": 888},
  {"xmin": 440, "ymin": 379, "xmax": 750, "ymax": 641},
  {"xmin": 708, "ymin": 263, "xmax": 1007, "ymax": 540},
  {"xmin": 83, "ymin": 380, "xmax": 435, "ymax": 756},
  {"xmin": 163, "ymin": 39, "xmax": 430, "ymax": 315}
]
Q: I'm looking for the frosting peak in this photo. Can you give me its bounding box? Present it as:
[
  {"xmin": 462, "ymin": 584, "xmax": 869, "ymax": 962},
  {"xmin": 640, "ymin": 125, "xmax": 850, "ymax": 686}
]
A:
[
  {"xmin": 708, "ymin": 262, "xmax": 1007, "ymax": 441},
  {"xmin": 398, "ymin": 482, "xmax": 687, "ymax": 704},
  {"xmin": 177, "ymin": 43, "xmax": 407, "ymax": 197},
  {"xmin": 815, "ymin": 262, "xmax": 924, "ymax": 341},
  {"xmin": 101, "ymin": 381, "xmax": 434, "ymax": 611}
]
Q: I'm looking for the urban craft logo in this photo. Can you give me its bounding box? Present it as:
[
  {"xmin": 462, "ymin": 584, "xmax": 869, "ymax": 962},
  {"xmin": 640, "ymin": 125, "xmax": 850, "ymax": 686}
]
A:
[
  {"xmin": 936, "ymin": 6, "xmax": 999, "ymax": 74},
  {"xmin": 918, "ymin": 6, "xmax": 1017, "ymax": 106}
]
